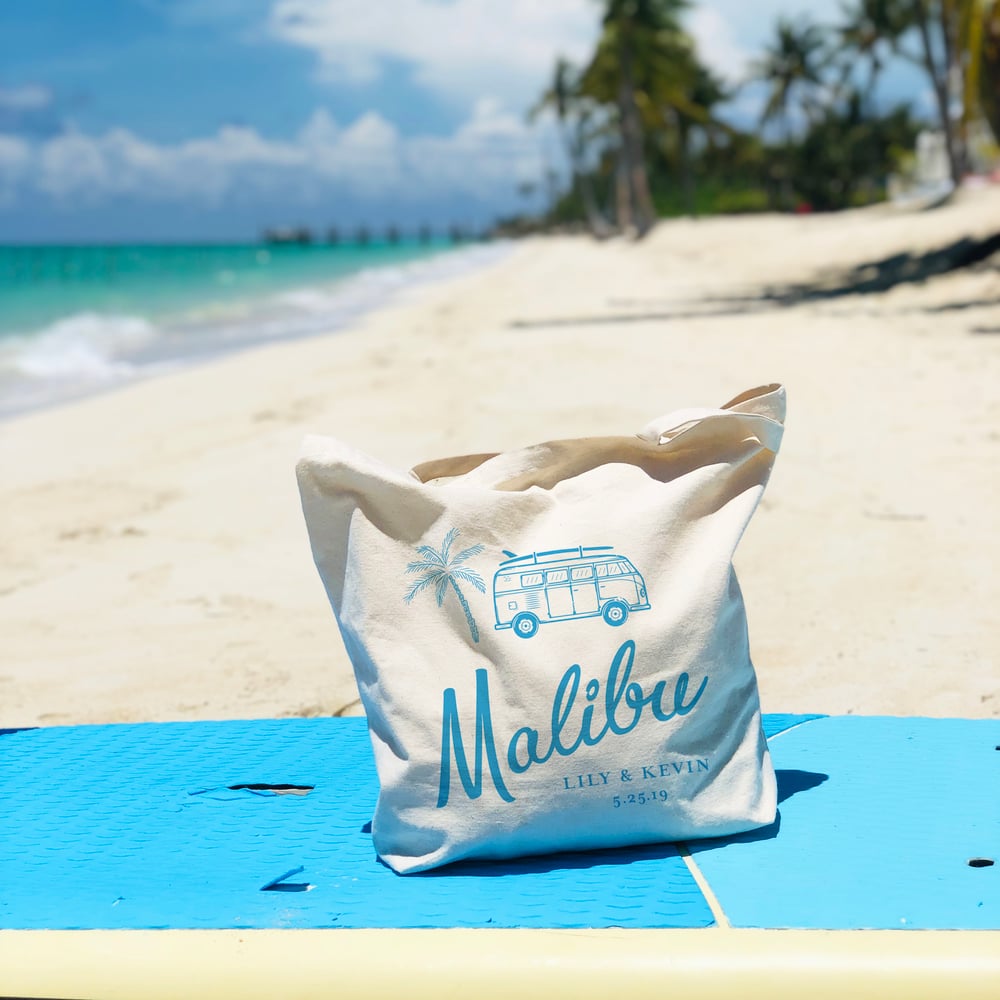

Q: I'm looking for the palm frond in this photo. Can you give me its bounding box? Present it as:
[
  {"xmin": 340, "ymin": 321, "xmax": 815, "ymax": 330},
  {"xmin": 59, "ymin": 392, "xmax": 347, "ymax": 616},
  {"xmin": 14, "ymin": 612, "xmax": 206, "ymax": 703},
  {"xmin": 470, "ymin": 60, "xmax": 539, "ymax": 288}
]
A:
[
  {"xmin": 435, "ymin": 574, "xmax": 450, "ymax": 607},
  {"xmin": 451, "ymin": 542, "xmax": 485, "ymax": 567},
  {"xmin": 439, "ymin": 527, "xmax": 460, "ymax": 564},
  {"xmin": 413, "ymin": 545, "xmax": 447, "ymax": 566},
  {"xmin": 406, "ymin": 558, "xmax": 443, "ymax": 574},
  {"xmin": 403, "ymin": 570, "xmax": 446, "ymax": 603},
  {"xmin": 450, "ymin": 568, "xmax": 487, "ymax": 593}
]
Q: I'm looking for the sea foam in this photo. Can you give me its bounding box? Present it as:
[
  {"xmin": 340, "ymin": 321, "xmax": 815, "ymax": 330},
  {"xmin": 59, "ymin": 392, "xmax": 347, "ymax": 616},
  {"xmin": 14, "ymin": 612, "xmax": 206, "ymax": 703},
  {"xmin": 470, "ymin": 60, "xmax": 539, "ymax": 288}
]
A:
[{"xmin": 0, "ymin": 241, "xmax": 510, "ymax": 419}]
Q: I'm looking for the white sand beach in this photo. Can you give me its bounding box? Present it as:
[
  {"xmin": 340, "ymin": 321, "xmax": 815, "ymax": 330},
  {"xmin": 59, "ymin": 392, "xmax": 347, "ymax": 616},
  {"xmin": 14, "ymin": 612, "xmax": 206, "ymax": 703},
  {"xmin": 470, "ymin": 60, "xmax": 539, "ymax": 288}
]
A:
[{"xmin": 3, "ymin": 190, "xmax": 999, "ymax": 726}]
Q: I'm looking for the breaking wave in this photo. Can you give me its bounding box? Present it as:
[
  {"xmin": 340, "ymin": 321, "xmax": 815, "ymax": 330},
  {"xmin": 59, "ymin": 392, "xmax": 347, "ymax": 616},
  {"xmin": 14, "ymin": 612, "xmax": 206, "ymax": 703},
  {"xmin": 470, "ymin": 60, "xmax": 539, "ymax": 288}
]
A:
[{"xmin": 0, "ymin": 241, "xmax": 510, "ymax": 419}]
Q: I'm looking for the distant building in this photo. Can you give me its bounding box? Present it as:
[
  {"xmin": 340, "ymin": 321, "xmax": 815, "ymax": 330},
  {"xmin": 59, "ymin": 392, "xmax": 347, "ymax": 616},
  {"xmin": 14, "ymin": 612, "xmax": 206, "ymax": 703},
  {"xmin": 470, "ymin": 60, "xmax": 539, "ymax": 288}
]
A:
[{"xmin": 915, "ymin": 131, "xmax": 950, "ymax": 186}]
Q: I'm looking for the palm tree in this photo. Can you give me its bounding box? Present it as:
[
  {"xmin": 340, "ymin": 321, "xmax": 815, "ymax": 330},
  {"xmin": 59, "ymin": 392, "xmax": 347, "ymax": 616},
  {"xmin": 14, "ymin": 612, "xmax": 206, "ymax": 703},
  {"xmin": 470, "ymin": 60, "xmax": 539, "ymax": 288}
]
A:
[
  {"xmin": 404, "ymin": 528, "xmax": 487, "ymax": 644},
  {"xmin": 667, "ymin": 60, "xmax": 730, "ymax": 214},
  {"xmin": 752, "ymin": 17, "xmax": 828, "ymax": 139},
  {"xmin": 751, "ymin": 17, "xmax": 828, "ymax": 208},
  {"xmin": 792, "ymin": 91, "xmax": 919, "ymax": 208},
  {"xmin": 530, "ymin": 57, "xmax": 614, "ymax": 237},
  {"xmin": 978, "ymin": 1, "xmax": 1000, "ymax": 139},
  {"xmin": 835, "ymin": 1, "xmax": 996, "ymax": 185},
  {"xmin": 906, "ymin": 0, "xmax": 966, "ymax": 182},
  {"xmin": 835, "ymin": 0, "xmax": 910, "ymax": 109},
  {"xmin": 954, "ymin": 0, "xmax": 1000, "ymax": 165},
  {"xmin": 581, "ymin": 0, "xmax": 691, "ymax": 236},
  {"xmin": 897, "ymin": 0, "xmax": 998, "ymax": 183}
]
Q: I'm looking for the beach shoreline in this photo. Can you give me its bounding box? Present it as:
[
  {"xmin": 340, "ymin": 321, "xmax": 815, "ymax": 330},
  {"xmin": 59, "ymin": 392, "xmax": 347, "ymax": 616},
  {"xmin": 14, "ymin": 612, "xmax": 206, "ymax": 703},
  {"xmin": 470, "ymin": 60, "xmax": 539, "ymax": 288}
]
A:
[
  {"xmin": 2, "ymin": 191, "xmax": 998, "ymax": 727},
  {"xmin": 0, "ymin": 240, "xmax": 510, "ymax": 421}
]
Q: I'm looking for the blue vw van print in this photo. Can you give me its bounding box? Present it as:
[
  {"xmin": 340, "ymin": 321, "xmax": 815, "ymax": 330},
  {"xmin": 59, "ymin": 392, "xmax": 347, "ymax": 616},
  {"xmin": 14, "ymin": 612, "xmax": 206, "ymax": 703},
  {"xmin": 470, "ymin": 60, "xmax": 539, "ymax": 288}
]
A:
[{"xmin": 493, "ymin": 546, "xmax": 650, "ymax": 639}]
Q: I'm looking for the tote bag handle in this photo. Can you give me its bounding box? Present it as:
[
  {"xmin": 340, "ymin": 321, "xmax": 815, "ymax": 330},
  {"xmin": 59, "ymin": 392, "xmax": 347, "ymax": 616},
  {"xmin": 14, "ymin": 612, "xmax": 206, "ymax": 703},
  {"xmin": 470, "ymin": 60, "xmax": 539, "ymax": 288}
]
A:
[{"xmin": 638, "ymin": 383, "xmax": 785, "ymax": 445}]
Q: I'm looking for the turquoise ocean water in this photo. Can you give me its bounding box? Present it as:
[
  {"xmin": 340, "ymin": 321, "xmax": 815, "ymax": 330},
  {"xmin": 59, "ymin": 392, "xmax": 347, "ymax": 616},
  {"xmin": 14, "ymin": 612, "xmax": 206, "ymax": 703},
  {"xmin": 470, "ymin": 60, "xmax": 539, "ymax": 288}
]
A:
[{"xmin": 0, "ymin": 241, "xmax": 504, "ymax": 418}]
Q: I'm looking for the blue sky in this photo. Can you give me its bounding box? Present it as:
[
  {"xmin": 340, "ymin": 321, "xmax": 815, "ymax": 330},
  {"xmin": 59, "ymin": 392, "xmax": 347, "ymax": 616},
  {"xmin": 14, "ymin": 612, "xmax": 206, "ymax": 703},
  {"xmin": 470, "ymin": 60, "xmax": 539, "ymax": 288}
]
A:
[{"xmin": 0, "ymin": 0, "xmax": 932, "ymax": 242}]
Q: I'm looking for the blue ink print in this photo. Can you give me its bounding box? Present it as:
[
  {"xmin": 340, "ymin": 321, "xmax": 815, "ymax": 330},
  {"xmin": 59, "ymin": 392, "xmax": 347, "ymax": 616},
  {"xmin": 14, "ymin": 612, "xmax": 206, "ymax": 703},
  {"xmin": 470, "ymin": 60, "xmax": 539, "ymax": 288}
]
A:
[
  {"xmin": 404, "ymin": 528, "xmax": 487, "ymax": 643},
  {"xmin": 493, "ymin": 546, "xmax": 651, "ymax": 639}
]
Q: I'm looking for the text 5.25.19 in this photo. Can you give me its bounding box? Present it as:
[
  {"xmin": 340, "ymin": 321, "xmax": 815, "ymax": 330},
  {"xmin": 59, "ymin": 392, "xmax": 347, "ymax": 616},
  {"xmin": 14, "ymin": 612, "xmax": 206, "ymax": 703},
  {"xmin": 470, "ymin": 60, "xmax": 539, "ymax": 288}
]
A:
[{"xmin": 613, "ymin": 790, "xmax": 669, "ymax": 807}]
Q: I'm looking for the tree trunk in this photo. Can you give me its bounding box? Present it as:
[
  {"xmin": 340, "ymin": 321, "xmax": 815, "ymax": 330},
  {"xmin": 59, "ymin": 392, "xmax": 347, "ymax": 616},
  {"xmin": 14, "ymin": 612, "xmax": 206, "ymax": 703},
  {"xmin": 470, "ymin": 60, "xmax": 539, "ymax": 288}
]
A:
[
  {"xmin": 677, "ymin": 116, "xmax": 696, "ymax": 216},
  {"xmin": 579, "ymin": 169, "xmax": 614, "ymax": 237},
  {"xmin": 450, "ymin": 579, "xmax": 479, "ymax": 644},
  {"xmin": 616, "ymin": 28, "xmax": 656, "ymax": 236},
  {"xmin": 914, "ymin": 0, "xmax": 964, "ymax": 184},
  {"xmin": 866, "ymin": 57, "xmax": 881, "ymax": 114},
  {"xmin": 615, "ymin": 144, "xmax": 634, "ymax": 232},
  {"xmin": 566, "ymin": 130, "xmax": 613, "ymax": 238},
  {"xmin": 983, "ymin": 3, "xmax": 1000, "ymax": 140},
  {"xmin": 781, "ymin": 113, "xmax": 795, "ymax": 211},
  {"xmin": 938, "ymin": 0, "xmax": 968, "ymax": 176}
]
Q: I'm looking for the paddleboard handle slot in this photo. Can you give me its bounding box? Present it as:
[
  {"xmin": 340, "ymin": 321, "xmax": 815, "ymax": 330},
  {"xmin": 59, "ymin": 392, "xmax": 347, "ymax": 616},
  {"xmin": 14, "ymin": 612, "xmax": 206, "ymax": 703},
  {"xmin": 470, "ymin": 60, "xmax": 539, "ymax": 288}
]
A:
[{"xmin": 228, "ymin": 783, "xmax": 314, "ymax": 795}]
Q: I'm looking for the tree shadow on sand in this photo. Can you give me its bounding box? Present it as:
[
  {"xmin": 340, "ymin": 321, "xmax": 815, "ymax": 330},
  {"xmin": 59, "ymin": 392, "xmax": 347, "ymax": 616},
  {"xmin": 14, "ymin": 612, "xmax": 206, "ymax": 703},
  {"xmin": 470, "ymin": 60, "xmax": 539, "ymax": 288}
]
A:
[
  {"xmin": 753, "ymin": 230, "xmax": 1000, "ymax": 306},
  {"xmin": 510, "ymin": 231, "xmax": 1000, "ymax": 329}
]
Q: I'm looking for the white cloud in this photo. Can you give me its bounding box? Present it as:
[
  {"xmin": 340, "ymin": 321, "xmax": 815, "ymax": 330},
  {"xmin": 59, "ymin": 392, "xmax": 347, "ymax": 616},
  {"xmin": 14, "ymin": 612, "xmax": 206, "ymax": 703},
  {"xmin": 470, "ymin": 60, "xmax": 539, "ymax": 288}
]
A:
[
  {"xmin": 688, "ymin": 7, "xmax": 754, "ymax": 84},
  {"xmin": 694, "ymin": 0, "xmax": 831, "ymax": 56},
  {"xmin": 263, "ymin": 0, "xmax": 839, "ymax": 130},
  {"xmin": 267, "ymin": 0, "xmax": 600, "ymax": 110},
  {"xmin": 685, "ymin": 1, "xmax": 851, "ymax": 124},
  {"xmin": 686, "ymin": 0, "xmax": 840, "ymax": 89},
  {"xmin": 264, "ymin": 0, "xmax": 835, "ymax": 107},
  {"xmin": 407, "ymin": 98, "xmax": 551, "ymax": 192},
  {"xmin": 0, "ymin": 100, "xmax": 550, "ymax": 209},
  {"xmin": 0, "ymin": 84, "xmax": 53, "ymax": 112},
  {"xmin": 0, "ymin": 134, "xmax": 30, "ymax": 203},
  {"xmin": 38, "ymin": 130, "xmax": 110, "ymax": 199},
  {"xmin": 0, "ymin": 134, "xmax": 30, "ymax": 169},
  {"xmin": 2, "ymin": 0, "xmax": 922, "ymax": 217}
]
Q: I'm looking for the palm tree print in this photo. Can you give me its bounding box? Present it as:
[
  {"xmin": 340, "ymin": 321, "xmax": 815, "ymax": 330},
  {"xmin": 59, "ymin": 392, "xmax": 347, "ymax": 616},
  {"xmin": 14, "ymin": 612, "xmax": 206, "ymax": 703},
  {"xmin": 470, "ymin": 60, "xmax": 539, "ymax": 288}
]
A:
[{"xmin": 404, "ymin": 528, "xmax": 487, "ymax": 643}]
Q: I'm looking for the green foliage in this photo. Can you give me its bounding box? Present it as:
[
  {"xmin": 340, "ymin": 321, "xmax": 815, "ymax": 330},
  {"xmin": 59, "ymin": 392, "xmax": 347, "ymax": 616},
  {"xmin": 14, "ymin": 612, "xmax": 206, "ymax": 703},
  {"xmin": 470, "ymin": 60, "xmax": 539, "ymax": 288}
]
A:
[
  {"xmin": 751, "ymin": 16, "xmax": 829, "ymax": 129},
  {"xmin": 518, "ymin": 0, "xmax": 980, "ymax": 232},
  {"xmin": 650, "ymin": 181, "xmax": 769, "ymax": 216},
  {"xmin": 789, "ymin": 97, "xmax": 920, "ymax": 209},
  {"xmin": 981, "ymin": 2, "xmax": 1000, "ymax": 140},
  {"xmin": 704, "ymin": 187, "xmax": 772, "ymax": 214}
]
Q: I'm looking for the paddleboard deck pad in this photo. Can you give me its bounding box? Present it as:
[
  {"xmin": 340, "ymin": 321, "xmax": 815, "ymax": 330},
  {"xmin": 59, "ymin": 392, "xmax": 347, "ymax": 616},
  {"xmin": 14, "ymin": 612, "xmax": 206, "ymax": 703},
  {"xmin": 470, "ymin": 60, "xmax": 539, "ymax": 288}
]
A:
[{"xmin": 1, "ymin": 714, "xmax": 997, "ymax": 999}]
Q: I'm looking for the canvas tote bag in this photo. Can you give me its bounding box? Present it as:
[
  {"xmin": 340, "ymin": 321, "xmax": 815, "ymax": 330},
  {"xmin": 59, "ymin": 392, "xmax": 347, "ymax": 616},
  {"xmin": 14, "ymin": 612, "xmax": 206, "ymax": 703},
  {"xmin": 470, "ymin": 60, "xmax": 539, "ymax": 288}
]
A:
[{"xmin": 296, "ymin": 383, "xmax": 785, "ymax": 874}]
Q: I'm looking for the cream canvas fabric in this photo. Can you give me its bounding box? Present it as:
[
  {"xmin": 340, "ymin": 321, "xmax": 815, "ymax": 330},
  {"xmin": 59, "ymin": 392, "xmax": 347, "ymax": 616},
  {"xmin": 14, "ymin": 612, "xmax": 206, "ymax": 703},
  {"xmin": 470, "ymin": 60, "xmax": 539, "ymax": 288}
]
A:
[{"xmin": 296, "ymin": 383, "xmax": 785, "ymax": 874}]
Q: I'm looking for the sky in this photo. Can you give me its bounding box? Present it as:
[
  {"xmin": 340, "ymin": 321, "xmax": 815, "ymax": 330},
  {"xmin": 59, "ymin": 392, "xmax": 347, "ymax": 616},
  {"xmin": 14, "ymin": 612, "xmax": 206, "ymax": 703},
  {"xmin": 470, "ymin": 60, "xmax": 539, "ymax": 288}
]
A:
[{"xmin": 0, "ymin": 0, "xmax": 932, "ymax": 243}]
